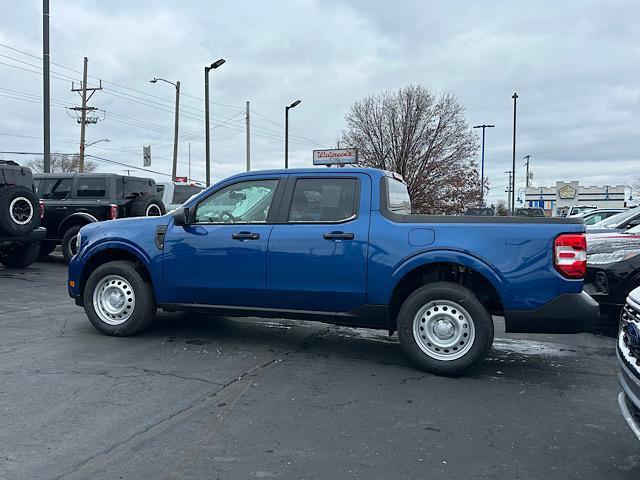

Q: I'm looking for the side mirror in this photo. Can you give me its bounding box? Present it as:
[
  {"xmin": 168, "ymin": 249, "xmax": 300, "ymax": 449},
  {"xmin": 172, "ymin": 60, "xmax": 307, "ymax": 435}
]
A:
[{"xmin": 173, "ymin": 207, "xmax": 190, "ymax": 226}]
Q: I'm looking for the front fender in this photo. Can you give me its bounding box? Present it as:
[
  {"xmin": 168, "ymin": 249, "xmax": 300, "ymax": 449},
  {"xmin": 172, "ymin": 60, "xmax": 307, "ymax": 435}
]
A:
[{"xmin": 388, "ymin": 248, "xmax": 509, "ymax": 305}]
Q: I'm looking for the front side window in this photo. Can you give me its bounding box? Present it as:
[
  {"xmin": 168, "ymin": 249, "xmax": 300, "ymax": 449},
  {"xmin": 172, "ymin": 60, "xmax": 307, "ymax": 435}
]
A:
[
  {"xmin": 76, "ymin": 177, "xmax": 107, "ymax": 197},
  {"xmin": 195, "ymin": 179, "xmax": 278, "ymax": 224},
  {"xmin": 124, "ymin": 179, "xmax": 154, "ymax": 198},
  {"xmin": 41, "ymin": 178, "xmax": 72, "ymax": 200},
  {"xmin": 288, "ymin": 178, "xmax": 357, "ymax": 223},
  {"xmin": 387, "ymin": 178, "xmax": 412, "ymax": 215}
]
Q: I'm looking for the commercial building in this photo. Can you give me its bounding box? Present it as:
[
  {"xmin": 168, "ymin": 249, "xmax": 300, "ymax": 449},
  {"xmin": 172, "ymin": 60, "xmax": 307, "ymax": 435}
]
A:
[{"xmin": 524, "ymin": 181, "xmax": 630, "ymax": 216}]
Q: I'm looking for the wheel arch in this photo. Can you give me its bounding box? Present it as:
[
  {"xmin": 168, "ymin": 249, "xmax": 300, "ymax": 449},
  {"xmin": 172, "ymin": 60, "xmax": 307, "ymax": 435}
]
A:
[
  {"xmin": 78, "ymin": 243, "xmax": 155, "ymax": 303},
  {"xmin": 59, "ymin": 212, "xmax": 98, "ymax": 234},
  {"xmin": 387, "ymin": 251, "xmax": 506, "ymax": 333}
]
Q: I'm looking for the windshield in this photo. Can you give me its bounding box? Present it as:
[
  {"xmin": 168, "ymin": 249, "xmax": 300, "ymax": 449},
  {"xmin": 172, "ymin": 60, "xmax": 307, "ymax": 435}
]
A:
[
  {"xmin": 593, "ymin": 207, "xmax": 639, "ymax": 228},
  {"xmin": 172, "ymin": 184, "xmax": 203, "ymax": 205}
]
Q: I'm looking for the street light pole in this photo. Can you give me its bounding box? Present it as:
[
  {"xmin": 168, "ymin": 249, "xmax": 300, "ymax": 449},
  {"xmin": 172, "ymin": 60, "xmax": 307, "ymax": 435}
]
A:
[
  {"xmin": 204, "ymin": 58, "xmax": 225, "ymax": 187},
  {"xmin": 511, "ymin": 92, "xmax": 518, "ymax": 213},
  {"xmin": 284, "ymin": 99, "xmax": 301, "ymax": 169},
  {"xmin": 150, "ymin": 77, "xmax": 180, "ymax": 181},
  {"xmin": 473, "ymin": 124, "xmax": 495, "ymax": 206}
]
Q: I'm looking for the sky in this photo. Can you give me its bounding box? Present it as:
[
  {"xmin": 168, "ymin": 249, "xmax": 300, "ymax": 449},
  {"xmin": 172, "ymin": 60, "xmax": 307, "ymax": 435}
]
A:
[{"xmin": 0, "ymin": 0, "xmax": 638, "ymax": 205}]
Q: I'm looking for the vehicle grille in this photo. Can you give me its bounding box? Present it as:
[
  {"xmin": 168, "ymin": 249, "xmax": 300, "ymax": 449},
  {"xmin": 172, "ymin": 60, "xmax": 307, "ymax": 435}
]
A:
[{"xmin": 621, "ymin": 301, "xmax": 640, "ymax": 363}]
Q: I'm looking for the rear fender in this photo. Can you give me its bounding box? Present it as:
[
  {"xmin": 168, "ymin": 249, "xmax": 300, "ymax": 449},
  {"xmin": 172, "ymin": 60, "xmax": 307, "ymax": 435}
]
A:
[{"xmin": 388, "ymin": 249, "xmax": 508, "ymax": 304}]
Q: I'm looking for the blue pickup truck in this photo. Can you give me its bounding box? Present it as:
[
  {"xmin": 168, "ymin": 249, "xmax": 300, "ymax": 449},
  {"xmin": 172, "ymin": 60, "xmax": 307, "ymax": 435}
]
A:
[{"xmin": 68, "ymin": 168, "xmax": 598, "ymax": 375}]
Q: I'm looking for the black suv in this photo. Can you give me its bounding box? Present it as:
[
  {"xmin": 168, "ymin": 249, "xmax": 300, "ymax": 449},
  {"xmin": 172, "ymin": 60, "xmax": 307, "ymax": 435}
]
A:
[
  {"xmin": 0, "ymin": 161, "xmax": 46, "ymax": 268},
  {"xmin": 34, "ymin": 173, "xmax": 166, "ymax": 262}
]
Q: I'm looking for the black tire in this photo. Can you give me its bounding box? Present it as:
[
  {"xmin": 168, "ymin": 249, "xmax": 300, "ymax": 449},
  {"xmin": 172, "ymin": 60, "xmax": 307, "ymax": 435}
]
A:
[
  {"xmin": 38, "ymin": 241, "xmax": 57, "ymax": 257},
  {"xmin": 61, "ymin": 225, "xmax": 82, "ymax": 263},
  {"xmin": 0, "ymin": 186, "xmax": 39, "ymax": 236},
  {"xmin": 397, "ymin": 282, "xmax": 494, "ymax": 376},
  {"xmin": 83, "ymin": 260, "xmax": 156, "ymax": 336},
  {"xmin": 0, "ymin": 243, "xmax": 40, "ymax": 268},
  {"xmin": 129, "ymin": 194, "xmax": 166, "ymax": 217}
]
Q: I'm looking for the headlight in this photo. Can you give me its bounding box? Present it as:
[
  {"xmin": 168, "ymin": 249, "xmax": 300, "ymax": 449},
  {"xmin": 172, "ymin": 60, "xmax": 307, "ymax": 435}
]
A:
[{"xmin": 587, "ymin": 251, "xmax": 639, "ymax": 265}]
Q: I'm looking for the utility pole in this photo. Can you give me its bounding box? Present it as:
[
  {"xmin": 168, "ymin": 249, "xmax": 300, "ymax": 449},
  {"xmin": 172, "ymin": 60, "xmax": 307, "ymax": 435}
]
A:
[
  {"xmin": 523, "ymin": 155, "xmax": 531, "ymax": 188},
  {"xmin": 188, "ymin": 142, "xmax": 191, "ymax": 183},
  {"xmin": 505, "ymin": 170, "xmax": 513, "ymax": 208},
  {"xmin": 150, "ymin": 77, "xmax": 180, "ymax": 180},
  {"xmin": 71, "ymin": 57, "xmax": 102, "ymax": 172},
  {"xmin": 246, "ymin": 101, "xmax": 250, "ymax": 172},
  {"xmin": 42, "ymin": 0, "xmax": 50, "ymax": 173},
  {"xmin": 473, "ymin": 124, "xmax": 495, "ymax": 206},
  {"xmin": 511, "ymin": 92, "xmax": 518, "ymax": 213}
]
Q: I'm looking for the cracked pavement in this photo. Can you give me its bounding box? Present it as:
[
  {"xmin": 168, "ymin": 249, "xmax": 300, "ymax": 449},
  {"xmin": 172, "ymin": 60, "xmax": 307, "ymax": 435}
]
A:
[{"xmin": 1, "ymin": 256, "xmax": 639, "ymax": 479}]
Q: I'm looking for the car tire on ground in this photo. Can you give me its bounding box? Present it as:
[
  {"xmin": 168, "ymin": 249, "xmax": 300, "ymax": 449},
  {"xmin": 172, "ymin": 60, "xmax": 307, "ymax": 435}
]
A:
[
  {"xmin": 0, "ymin": 186, "xmax": 39, "ymax": 236},
  {"xmin": 130, "ymin": 195, "xmax": 166, "ymax": 217},
  {"xmin": 61, "ymin": 225, "xmax": 82, "ymax": 263},
  {"xmin": 38, "ymin": 241, "xmax": 57, "ymax": 257},
  {"xmin": 397, "ymin": 281, "xmax": 494, "ymax": 376},
  {"xmin": 0, "ymin": 243, "xmax": 40, "ymax": 268},
  {"xmin": 83, "ymin": 260, "xmax": 156, "ymax": 336}
]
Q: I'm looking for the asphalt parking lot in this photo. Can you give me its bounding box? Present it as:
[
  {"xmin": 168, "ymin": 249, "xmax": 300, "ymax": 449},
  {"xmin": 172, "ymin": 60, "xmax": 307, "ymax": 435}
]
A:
[{"xmin": 0, "ymin": 255, "xmax": 639, "ymax": 480}]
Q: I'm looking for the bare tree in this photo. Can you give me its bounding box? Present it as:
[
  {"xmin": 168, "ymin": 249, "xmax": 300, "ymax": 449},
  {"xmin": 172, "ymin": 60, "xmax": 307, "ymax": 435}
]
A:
[
  {"xmin": 342, "ymin": 85, "xmax": 482, "ymax": 215},
  {"xmin": 494, "ymin": 200, "xmax": 510, "ymax": 216},
  {"xmin": 25, "ymin": 154, "xmax": 97, "ymax": 173}
]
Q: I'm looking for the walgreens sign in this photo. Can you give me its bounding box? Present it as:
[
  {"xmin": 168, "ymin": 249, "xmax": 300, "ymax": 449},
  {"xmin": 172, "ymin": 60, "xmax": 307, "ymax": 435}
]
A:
[{"xmin": 312, "ymin": 148, "xmax": 358, "ymax": 166}]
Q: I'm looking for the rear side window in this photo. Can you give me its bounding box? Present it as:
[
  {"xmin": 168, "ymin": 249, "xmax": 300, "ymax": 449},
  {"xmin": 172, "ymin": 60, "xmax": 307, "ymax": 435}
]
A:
[
  {"xmin": 173, "ymin": 185, "xmax": 203, "ymax": 204},
  {"xmin": 41, "ymin": 178, "xmax": 72, "ymax": 200},
  {"xmin": 386, "ymin": 178, "xmax": 412, "ymax": 215},
  {"xmin": 288, "ymin": 178, "xmax": 357, "ymax": 223},
  {"xmin": 76, "ymin": 177, "xmax": 107, "ymax": 197}
]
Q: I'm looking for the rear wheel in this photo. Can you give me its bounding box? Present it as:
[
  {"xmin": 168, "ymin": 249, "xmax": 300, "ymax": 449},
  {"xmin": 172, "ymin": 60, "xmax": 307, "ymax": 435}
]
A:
[
  {"xmin": 130, "ymin": 195, "xmax": 166, "ymax": 217},
  {"xmin": 397, "ymin": 282, "xmax": 494, "ymax": 376},
  {"xmin": 61, "ymin": 225, "xmax": 82, "ymax": 263},
  {"xmin": 83, "ymin": 260, "xmax": 156, "ymax": 336},
  {"xmin": 0, "ymin": 243, "xmax": 40, "ymax": 268}
]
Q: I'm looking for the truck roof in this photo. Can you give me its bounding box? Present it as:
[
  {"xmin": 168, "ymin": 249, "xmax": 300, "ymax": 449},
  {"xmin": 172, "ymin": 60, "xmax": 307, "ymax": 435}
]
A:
[{"xmin": 225, "ymin": 167, "xmax": 396, "ymax": 181}]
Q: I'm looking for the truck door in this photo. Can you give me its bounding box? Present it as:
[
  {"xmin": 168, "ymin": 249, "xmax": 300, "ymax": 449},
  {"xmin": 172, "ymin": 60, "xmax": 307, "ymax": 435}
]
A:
[
  {"xmin": 162, "ymin": 175, "xmax": 285, "ymax": 307},
  {"xmin": 266, "ymin": 173, "xmax": 370, "ymax": 312}
]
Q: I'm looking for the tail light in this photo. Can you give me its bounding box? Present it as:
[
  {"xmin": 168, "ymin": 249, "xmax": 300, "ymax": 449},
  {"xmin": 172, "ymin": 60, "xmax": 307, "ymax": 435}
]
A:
[
  {"xmin": 108, "ymin": 204, "xmax": 118, "ymax": 220},
  {"xmin": 39, "ymin": 200, "xmax": 45, "ymax": 220},
  {"xmin": 554, "ymin": 233, "xmax": 587, "ymax": 279}
]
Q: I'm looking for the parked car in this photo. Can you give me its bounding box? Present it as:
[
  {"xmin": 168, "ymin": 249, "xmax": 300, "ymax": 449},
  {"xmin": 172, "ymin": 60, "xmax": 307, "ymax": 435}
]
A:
[
  {"xmin": 35, "ymin": 173, "xmax": 166, "ymax": 262},
  {"xmin": 0, "ymin": 161, "xmax": 46, "ymax": 268},
  {"xmin": 514, "ymin": 207, "xmax": 545, "ymax": 217},
  {"xmin": 567, "ymin": 205, "xmax": 597, "ymax": 216},
  {"xmin": 587, "ymin": 207, "xmax": 640, "ymax": 234},
  {"xmin": 617, "ymin": 287, "xmax": 640, "ymax": 441},
  {"xmin": 577, "ymin": 208, "xmax": 626, "ymax": 226},
  {"xmin": 68, "ymin": 168, "xmax": 598, "ymax": 376},
  {"xmin": 464, "ymin": 207, "xmax": 495, "ymax": 216},
  {"xmin": 584, "ymin": 232, "xmax": 640, "ymax": 317},
  {"xmin": 156, "ymin": 181, "xmax": 203, "ymax": 211}
]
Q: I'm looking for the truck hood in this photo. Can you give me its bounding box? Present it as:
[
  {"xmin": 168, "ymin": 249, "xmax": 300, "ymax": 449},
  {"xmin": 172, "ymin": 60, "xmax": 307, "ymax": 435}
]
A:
[{"xmin": 80, "ymin": 214, "xmax": 169, "ymax": 236}]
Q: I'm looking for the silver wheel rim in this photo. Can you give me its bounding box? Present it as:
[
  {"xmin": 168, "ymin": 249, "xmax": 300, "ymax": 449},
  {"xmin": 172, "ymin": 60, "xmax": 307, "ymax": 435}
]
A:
[
  {"xmin": 145, "ymin": 204, "xmax": 161, "ymax": 216},
  {"xmin": 92, "ymin": 275, "xmax": 136, "ymax": 325},
  {"xmin": 9, "ymin": 197, "xmax": 33, "ymax": 225},
  {"xmin": 413, "ymin": 300, "xmax": 476, "ymax": 361}
]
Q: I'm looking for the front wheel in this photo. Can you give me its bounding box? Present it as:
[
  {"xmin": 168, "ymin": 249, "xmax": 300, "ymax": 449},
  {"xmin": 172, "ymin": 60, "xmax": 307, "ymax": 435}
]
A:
[
  {"xmin": 61, "ymin": 225, "xmax": 82, "ymax": 263},
  {"xmin": 397, "ymin": 282, "xmax": 494, "ymax": 376},
  {"xmin": 83, "ymin": 260, "xmax": 156, "ymax": 336}
]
